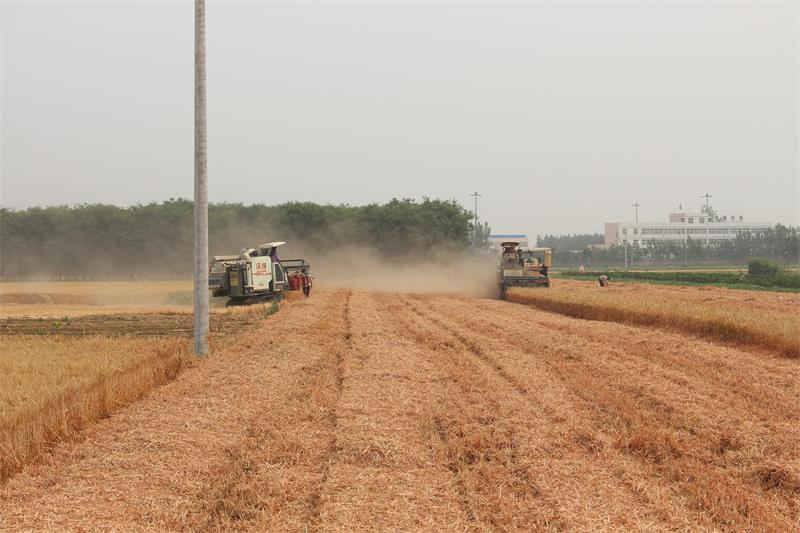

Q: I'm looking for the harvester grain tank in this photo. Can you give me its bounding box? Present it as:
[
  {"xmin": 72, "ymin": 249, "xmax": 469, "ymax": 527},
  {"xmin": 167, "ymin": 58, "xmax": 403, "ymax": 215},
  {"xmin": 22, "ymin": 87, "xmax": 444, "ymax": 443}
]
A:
[
  {"xmin": 497, "ymin": 241, "xmax": 551, "ymax": 299},
  {"xmin": 208, "ymin": 241, "xmax": 313, "ymax": 306}
]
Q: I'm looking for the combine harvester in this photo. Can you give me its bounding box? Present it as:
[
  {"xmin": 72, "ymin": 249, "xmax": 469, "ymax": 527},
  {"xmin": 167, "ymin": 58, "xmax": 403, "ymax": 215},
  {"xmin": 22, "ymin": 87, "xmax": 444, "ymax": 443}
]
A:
[
  {"xmin": 208, "ymin": 241, "xmax": 313, "ymax": 307},
  {"xmin": 496, "ymin": 241, "xmax": 551, "ymax": 299}
]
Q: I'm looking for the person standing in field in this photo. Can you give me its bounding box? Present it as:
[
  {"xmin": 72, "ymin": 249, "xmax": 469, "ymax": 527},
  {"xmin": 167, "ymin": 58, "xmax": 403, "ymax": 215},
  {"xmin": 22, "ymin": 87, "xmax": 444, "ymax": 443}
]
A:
[{"xmin": 598, "ymin": 275, "xmax": 610, "ymax": 287}]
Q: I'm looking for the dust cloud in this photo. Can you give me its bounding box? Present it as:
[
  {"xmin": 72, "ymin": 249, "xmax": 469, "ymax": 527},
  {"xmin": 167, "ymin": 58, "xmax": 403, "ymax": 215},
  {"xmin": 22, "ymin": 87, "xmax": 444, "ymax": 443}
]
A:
[{"xmin": 287, "ymin": 244, "xmax": 499, "ymax": 299}]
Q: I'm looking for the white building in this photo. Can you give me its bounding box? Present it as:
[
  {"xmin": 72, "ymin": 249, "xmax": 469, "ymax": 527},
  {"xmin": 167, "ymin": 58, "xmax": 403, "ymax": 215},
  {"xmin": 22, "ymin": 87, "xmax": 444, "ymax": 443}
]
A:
[{"xmin": 604, "ymin": 212, "xmax": 772, "ymax": 248}]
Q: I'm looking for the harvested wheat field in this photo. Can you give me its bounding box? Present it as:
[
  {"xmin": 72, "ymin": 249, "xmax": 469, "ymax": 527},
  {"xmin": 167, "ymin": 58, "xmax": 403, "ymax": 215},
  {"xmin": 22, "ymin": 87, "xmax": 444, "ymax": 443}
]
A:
[{"xmin": 1, "ymin": 284, "xmax": 799, "ymax": 532}]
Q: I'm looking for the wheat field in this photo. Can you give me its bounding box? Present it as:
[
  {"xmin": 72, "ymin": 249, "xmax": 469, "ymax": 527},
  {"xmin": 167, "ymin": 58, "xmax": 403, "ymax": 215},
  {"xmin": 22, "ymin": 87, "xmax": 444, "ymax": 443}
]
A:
[
  {"xmin": 1, "ymin": 283, "xmax": 797, "ymax": 532},
  {"xmin": 0, "ymin": 281, "xmax": 278, "ymax": 482}
]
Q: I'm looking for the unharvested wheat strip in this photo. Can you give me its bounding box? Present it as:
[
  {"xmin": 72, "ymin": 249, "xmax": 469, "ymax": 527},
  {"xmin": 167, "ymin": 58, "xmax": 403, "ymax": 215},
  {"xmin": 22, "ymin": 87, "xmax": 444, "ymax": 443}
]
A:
[
  {"xmin": 0, "ymin": 335, "xmax": 191, "ymax": 481},
  {"xmin": 314, "ymin": 290, "xmax": 466, "ymax": 532},
  {"xmin": 507, "ymin": 283, "xmax": 800, "ymax": 356},
  {"xmin": 573, "ymin": 280, "xmax": 800, "ymax": 319},
  {"xmin": 397, "ymin": 295, "xmax": 688, "ymax": 531},
  {"xmin": 419, "ymin": 295, "xmax": 800, "ymax": 531},
  {"xmin": 0, "ymin": 292, "xmax": 344, "ymax": 532}
]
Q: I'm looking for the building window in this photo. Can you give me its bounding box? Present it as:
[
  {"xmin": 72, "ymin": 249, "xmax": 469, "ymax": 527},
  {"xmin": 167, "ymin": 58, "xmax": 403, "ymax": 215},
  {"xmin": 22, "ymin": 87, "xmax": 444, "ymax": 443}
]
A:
[
  {"xmin": 699, "ymin": 218, "xmax": 704, "ymax": 223},
  {"xmin": 622, "ymin": 228, "xmax": 627, "ymax": 235},
  {"xmin": 633, "ymin": 228, "xmax": 638, "ymax": 235},
  {"xmin": 688, "ymin": 218, "xmax": 693, "ymax": 223}
]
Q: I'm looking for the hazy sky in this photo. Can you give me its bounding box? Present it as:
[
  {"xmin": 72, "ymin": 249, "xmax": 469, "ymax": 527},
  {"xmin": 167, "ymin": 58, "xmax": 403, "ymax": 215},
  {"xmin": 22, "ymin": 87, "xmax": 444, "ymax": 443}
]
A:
[{"xmin": 2, "ymin": 1, "xmax": 798, "ymax": 238}]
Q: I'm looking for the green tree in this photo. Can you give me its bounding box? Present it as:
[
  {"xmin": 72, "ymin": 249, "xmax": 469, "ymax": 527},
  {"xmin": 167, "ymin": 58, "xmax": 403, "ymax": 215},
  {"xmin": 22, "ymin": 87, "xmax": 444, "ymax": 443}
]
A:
[
  {"xmin": 470, "ymin": 221, "xmax": 492, "ymax": 251},
  {"xmin": 701, "ymin": 204, "xmax": 718, "ymax": 220}
]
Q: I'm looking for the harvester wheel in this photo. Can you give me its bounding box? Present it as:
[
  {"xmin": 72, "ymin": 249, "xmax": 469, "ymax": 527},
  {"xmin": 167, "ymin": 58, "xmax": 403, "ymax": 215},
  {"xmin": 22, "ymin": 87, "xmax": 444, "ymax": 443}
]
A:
[{"xmin": 303, "ymin": 285, "xmax": 311, "ymax": 297}]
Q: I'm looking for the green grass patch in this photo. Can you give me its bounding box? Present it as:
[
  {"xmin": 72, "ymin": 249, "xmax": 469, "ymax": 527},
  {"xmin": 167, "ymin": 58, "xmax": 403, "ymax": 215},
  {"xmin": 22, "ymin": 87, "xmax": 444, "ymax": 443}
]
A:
[{"xmin": 558, "ymin": 269, "xmax": 800, "ymax": 293}]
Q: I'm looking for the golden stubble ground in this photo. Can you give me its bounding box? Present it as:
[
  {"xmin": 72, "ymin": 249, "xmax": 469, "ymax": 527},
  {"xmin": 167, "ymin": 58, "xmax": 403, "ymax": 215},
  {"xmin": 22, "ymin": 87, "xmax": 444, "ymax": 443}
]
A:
[
  {"xmin": 0, "ymin": 281, "xmax": 288, "ymax": 482},
  {"xmin": 1, "ymin": 282, "xmax": 798, "ymax": 532}
]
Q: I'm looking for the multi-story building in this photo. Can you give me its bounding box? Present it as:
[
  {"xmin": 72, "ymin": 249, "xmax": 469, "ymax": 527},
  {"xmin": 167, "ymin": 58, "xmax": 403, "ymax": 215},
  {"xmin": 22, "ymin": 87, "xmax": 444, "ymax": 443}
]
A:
[
  {"xmin": 604, "ymin": 212, "xmax": 772, "ymax": 248},
  {"xmin": 488, "ymin": 234, "xmax": 529, "ymax": 250}
]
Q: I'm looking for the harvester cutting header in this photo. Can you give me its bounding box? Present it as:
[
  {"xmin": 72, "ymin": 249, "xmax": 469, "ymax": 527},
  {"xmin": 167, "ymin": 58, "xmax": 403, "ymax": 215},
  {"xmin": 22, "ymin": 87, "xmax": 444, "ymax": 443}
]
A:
[
  {"xmin": 497, "ymin": 241, "xmax": 551, "ymax": 299},
  {"xmin": 209, "ymin": 241, "xmax": 312, "ymax": 306}
]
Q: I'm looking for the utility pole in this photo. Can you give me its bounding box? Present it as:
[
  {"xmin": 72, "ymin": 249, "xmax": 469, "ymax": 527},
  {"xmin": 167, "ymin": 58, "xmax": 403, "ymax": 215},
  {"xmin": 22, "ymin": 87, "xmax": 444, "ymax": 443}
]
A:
[
  {"xmin": 469, "ymin": 191, "xmax": 482, "ymax": 225},
  {"xmin": 469, "ymin": 191, "xmax": 482, "ymax": 248},
  {"xmin": 193, "ymin": 0, "xmax": 209, "ymax": 356},
  {"xmin": 632, "ymin": 202, "xmax": 642, "ymax": 223}
]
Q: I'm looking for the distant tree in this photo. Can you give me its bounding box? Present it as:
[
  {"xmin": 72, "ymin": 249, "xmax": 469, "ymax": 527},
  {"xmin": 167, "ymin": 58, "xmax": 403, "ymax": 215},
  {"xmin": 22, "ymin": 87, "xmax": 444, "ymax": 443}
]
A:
[
  {"xmin": 780, "ymin": 225, "xmax": 800, "ymax": 263},
  {"xmin": 470, "ymin": 221, "xmax": 492, "ymax": 251},
  {"xmin": 701, "ymin": 204, "xmax": 718, "ymax": 220},
  {"xmin": 536, "ymin": 233, "xmax": 604, "ymax": 251}
]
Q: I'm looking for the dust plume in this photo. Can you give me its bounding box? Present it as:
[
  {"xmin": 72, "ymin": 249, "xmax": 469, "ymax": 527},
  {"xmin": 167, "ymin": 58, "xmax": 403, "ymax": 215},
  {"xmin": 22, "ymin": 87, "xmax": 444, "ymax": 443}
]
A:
[{"xmin": 286, "ymin": 244, "xmax": 499, "ymax": 298}]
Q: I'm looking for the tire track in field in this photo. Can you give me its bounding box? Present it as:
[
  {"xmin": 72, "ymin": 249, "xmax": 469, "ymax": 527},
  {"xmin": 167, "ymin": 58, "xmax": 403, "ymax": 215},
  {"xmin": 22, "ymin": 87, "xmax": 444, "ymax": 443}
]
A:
[
  {"xmin": 303, "ymin": 290, "xmax": 350, "ymax": 531},
  {"xmin": 414, "ymin": 295, "xmax": 800, "ymax": 532},
  {"xmin": 312, "ymin": 290, "xmax": 467, "ymax": 532},
  {"xmin": 446, "ymin": 296, "xmax": 800, "ymax": 485},
  {"xmin": 197, "ymin": 290, "xmax": 352, "ymax": 533},
  {"xmin": 392, "ymin": 294, "xmax": 673, "ymax": 532},
  {"xmin": 469, "ymin": 295, "xmax": 798, "ymax": 423}
]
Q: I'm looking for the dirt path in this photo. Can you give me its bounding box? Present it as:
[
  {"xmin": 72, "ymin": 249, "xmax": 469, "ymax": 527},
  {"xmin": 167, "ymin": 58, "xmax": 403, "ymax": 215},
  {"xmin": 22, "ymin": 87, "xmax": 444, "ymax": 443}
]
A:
[{"xmin": 1, "ymin": 288, "xmax": 798, "ymax": 532}]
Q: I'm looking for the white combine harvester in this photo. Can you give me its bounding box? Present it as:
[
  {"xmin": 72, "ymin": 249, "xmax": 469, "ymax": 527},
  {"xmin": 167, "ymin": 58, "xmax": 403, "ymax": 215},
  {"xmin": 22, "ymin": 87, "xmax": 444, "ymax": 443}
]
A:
[{"xmin": 208, "ymin": 241, "xmax": 312, "ymax": 306}]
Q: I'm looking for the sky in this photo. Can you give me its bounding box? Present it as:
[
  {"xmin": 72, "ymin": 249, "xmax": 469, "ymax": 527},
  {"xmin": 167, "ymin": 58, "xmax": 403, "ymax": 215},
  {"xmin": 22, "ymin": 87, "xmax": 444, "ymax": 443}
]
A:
[{"xmin": 1, "ymin": 1, "xmax": 798, "ymax": 239}]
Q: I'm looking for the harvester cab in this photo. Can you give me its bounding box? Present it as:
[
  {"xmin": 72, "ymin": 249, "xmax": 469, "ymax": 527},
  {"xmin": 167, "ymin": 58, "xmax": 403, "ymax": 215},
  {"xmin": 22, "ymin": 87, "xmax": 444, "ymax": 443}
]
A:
[
  {"xmin": 208, "ymin": 241, "xmax": 313, "ymax": 307},
  {"xmin": 497, "ymin": 241, "xmax": 551, "ymax": 299}
]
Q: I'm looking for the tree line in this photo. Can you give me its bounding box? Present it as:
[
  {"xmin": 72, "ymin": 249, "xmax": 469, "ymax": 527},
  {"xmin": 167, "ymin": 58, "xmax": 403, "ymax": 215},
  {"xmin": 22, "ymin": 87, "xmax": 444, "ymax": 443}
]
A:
[
  {"xmin": 552, "ymin": 224, "xmax": 800, "ymax": 267},
  {"xmin": 0, "ymin": 198, "xmax": 473, "ymax": 277},
  {"xmin": 536, "ymin": 233, "xmax": 604, "ymax": 251}
]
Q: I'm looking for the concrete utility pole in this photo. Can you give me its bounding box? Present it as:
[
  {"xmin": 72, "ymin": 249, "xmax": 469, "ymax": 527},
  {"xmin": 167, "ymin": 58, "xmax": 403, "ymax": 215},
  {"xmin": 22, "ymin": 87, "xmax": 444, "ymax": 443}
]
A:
[
  {"xmin": 632, "ymin": 202, "xmax": 642, "ymax": 223},
  {"xmin": 194, "ymin": 0, "xmax": 209, "ymax": 356}
]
